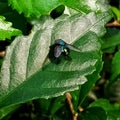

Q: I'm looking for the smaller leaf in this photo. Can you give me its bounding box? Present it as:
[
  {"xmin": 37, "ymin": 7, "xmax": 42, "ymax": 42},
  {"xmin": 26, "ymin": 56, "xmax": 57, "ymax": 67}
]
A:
[
  {"xmin": 78, "ymin": 107, "xmax": 107, "ymax": 120},
  {"xmin": 89, "ymin": 99, "xmax": 115, "ymax": 111},
  {"xmin": 111, "ymin": 6, "xmax": 120, "ymax": 22},
  {"xmin": 0, "ymin": 16, "xmax": 22, "ymax": 40},
  {"xmin": 88, "ymin": 99, "xmax": 120, "ymax": 120},
  {"xmin": 107, "ymin": 110, "xmax": 120, "ymax": 120},
  {"xmin": 101, "ymin": 28, "xmax": 120, "ymax": 51},
  {"xmin": 111, "ymin": 50, "xmax": 120, "ymax": 80},
  {"xmin": 0, "ymin": 1, "xmax": 31, "ymax": 35}
]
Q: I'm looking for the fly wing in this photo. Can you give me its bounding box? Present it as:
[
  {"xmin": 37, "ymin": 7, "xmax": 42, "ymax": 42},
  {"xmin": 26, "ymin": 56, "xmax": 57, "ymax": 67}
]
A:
[
  {"xmin": 67, "ymin": 44, "xmax": 81, "ymax": 52},
  {"xmin": 54, "ymin": 45, "xmax": 62, "ymax": 58}
]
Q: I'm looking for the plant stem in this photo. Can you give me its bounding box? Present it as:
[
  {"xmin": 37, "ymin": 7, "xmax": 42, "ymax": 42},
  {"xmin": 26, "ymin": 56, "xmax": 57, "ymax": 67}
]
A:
[{"xmin": 65, "ymin": 92, "xmax": 78, "ymax": 120}]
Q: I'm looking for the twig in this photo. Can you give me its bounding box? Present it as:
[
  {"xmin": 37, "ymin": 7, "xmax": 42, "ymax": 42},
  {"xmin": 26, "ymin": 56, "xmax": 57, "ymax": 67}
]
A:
[
  {"xmin": 106, "ymin": 21, "xmax": 120, "ymax": 27},
  {"xmin": 65, "ymin": 92, "xmax": 78, "ymax": 120},
  {"xmin": 0, "ymin": 51, "xmax": 5, "ymax": 57}
]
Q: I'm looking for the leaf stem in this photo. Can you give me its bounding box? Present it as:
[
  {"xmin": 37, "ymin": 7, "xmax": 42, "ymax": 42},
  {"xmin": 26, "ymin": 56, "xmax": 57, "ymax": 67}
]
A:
[
  {"xmin": 65, "ymin": 92, "xmax": 78, "ymax": 120},
  {"xmin": 0, "ymin": 51, "xmax": 5, "ymax": 57},
  {"xmin": 106, "ymin": 20, "xmax": 120, "ymax": 27}
]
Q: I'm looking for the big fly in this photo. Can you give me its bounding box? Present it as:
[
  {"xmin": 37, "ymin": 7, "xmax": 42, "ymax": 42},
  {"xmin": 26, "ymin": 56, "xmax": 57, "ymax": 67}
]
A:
[{"xmin": 48, "ymin": 39, "xmax": 80, "ymax": 64}]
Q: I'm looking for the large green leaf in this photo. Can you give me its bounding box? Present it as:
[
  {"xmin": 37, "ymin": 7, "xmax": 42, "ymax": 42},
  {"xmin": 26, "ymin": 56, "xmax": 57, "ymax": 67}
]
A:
[
  {"xmin": 8, "ymin": 0, "xmax": 111, "ymax": 17},
  {"xmin": 0, "ymin": 16, "xmax": 22, "ymax": 40},
  {"xmin": 0, "ymin": 12, "xmax": 111, "ymax": 109}
]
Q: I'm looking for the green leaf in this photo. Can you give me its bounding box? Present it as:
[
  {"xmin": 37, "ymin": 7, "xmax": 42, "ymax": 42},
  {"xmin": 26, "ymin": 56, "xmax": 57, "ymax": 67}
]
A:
[
  {"xmin": 111, "ymin": 6, "xmax": 120, "ymax": 22},
  {"xmin": 63, "ymin": 0, "xmax": 110, "ymax": 14},
  {"xmin": 89, "ymin": 99, "xmax": 115, "ymax": 111},
  {"xmin": 0, "ymin": 12, "xmax": 111, "ymax": 109},
  {"xmin": 78, "ymin": 107, "xmax": 107, "ymax": 120},
  {"xmin": 89, "ymin": 99, "xmax": 120, "ymax": 120},
  {"xmin": 79, "ymin": 61, "xmax": 102, "ymax": 105},
  {"xmin": 8, "ymin": 0, "xmax": 111, "ymax": 18},
  {"xmin": 8, "ymin": 0, "xmax": 61, "ymax": 17},
  {"xmin": 111, "ymin": 50, "xmax": 120, "ymax": 80},
  {"xmin": 107, "ymin": 110, "xmax": 120, "ymax": 120},
  {"xmin": 101, "ymin": 28, "xmax": 120, "ymax": 52},
  {"xmin": 0, "ymin": 1, "xmax": 31, "ymax": 35},
  {"xmin": 0, "ymin": 16, "xmax": 22, "ymax": 40},
  {"xmin": 0, "ymin": 105, "xmax": 19, "ymax": 119}
]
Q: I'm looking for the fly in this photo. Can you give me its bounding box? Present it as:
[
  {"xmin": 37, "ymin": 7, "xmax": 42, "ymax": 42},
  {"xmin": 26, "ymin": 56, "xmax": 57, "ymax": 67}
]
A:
[{"xmin": 48, "ymin": 39, "xmax": 80, "ymax": 64}]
